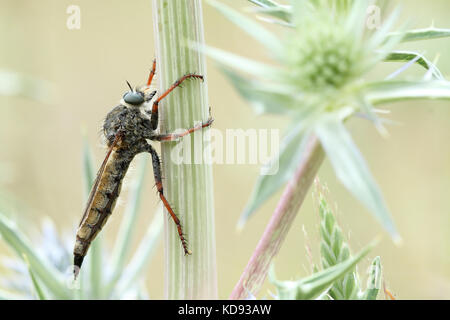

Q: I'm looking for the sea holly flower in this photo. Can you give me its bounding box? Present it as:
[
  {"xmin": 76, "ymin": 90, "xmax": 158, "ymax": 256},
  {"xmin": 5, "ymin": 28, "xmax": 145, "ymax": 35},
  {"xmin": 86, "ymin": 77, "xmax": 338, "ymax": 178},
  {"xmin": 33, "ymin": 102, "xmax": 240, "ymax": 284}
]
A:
[{"xmin": 204, "ymin": 0, "xmax": 450, "ymax": 241}]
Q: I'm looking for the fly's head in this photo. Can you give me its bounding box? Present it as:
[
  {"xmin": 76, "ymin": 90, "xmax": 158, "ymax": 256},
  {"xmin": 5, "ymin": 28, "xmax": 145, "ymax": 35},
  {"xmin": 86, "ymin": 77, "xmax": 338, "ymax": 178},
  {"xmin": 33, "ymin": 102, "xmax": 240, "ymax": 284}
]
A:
[
  {"xmin": 103, "ymin": 82, "xmax": 156, "ymax": 150},
  {"xmin": 121, "ymin": 81, "xmax": 156, "ymax": 111}
]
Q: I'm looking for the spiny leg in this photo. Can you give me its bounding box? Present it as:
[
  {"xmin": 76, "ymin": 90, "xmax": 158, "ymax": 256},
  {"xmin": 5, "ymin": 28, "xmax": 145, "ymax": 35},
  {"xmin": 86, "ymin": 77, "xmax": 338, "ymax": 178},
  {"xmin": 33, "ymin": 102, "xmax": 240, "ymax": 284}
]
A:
[
  {"xmin": 147, "ymin": 59, "xmax": 156, "ymax": 87},
  {"xmin": 145, "ymin": 143, "xmax": 191, "ymax": 255},
  {"xmin": 150, "ymin": 74, "xmax": 204, "ymax": 130},
  {"xmin": 152, "ymin": 117, "xmax": 213, "ymax": 142}
]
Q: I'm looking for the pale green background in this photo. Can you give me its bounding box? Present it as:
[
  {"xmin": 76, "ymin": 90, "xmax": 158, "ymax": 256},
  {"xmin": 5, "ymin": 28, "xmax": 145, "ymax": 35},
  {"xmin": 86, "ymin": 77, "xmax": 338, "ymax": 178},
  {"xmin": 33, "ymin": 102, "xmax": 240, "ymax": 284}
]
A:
[{"xmin": 0, "ymin": 0, "xmax": 449, "ymax": 299}]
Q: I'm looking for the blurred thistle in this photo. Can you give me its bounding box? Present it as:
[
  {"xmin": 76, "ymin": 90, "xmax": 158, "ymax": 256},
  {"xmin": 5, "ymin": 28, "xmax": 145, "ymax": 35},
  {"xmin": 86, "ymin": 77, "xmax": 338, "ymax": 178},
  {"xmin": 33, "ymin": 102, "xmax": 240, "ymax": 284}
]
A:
[
  {"xmin": 206, "ymin": 0, "xmax": 450, "ymax": 238},
  {"xmin": 0, "ymin": 139, "xmax": 163, "ymax": 300},
  {"xmin": 0, "ymin": 70, "xmax": 54, "ymax": 103},
  {"xmin": 205, "ymin": 0, "xmax": 450, "ymax": 299}
]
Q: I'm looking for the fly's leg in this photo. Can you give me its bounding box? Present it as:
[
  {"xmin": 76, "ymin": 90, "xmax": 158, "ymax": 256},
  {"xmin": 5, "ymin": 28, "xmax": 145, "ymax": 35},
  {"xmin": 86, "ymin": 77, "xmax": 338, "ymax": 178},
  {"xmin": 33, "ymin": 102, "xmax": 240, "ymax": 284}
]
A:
[
  {"xmin": 145, "ymin": 143, "xmax": 192, "ymax": 255},
  {"xmin": 150, "ymin": 74, "xmax": 204, "ymax": 130},
  {"xmin": 147, "ymin": 59, "xmax": 156, "ymax": 87},
  {"xmin": 153, "ymin": 117, "xmax": 213, "ymax": 142}
]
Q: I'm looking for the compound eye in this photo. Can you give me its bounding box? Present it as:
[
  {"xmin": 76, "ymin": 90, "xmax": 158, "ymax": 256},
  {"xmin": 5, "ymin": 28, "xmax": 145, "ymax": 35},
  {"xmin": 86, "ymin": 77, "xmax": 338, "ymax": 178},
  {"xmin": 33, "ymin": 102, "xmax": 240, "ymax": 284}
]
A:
[{"xmin": 123, "ymin": 91, "xmax": 144, "ymax": 105}]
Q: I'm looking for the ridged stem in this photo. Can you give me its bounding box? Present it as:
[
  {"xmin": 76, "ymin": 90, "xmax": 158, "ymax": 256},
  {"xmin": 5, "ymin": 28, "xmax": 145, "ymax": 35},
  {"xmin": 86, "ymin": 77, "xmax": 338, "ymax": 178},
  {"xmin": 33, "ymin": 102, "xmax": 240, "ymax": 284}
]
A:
[{"xmin": 152, "ymin": 0, "xmax": 217, "ymax": 299}]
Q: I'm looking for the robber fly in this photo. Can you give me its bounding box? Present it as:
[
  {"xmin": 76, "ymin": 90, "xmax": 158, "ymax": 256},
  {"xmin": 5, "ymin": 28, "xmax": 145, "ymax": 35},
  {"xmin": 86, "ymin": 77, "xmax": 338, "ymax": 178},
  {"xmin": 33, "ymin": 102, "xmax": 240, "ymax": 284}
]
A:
[{"xmin": 73, "ymin": 60, "xmax": 213, "ymax": 279}]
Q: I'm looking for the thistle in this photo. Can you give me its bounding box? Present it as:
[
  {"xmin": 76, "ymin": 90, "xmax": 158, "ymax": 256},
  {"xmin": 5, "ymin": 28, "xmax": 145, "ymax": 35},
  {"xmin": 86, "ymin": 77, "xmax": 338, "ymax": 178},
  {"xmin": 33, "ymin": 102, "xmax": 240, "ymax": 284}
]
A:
[{"xmin": 205, "ymin": 0, "xmax": 450, "ymax": 299}]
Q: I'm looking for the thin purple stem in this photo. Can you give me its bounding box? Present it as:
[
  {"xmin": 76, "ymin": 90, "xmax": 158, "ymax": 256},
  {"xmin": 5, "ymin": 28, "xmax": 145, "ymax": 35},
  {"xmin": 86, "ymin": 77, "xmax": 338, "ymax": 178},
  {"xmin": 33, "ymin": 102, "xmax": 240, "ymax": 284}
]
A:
[{"xmin": 229, "ymin": 135, "xmax": 325, "ymax": 300}]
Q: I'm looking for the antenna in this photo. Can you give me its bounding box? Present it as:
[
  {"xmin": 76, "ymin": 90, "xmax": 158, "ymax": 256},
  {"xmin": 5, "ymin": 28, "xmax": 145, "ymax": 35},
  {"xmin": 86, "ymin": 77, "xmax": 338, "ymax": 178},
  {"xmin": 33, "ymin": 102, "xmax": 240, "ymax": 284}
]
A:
[{"xmin": 126, "ymin": 80, "xmax": 133, "ymax": 91}]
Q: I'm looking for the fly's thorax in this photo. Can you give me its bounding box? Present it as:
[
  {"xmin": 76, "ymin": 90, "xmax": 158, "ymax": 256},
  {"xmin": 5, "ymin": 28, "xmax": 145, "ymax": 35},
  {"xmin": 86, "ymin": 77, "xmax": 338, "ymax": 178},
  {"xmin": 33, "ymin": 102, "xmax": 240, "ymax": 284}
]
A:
[
  {"xmin": 103, "ymin": 104, "xmax": 153, "ymax": 149},
  {"xmin": 119, "ymin": 98, "xmax": 154, "ymax": 120}
]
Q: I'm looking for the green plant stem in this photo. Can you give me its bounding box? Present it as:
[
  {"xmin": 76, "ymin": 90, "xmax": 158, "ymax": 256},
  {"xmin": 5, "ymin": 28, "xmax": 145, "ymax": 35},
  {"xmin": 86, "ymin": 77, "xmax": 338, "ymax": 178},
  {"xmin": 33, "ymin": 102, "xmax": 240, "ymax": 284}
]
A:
[{"xmin": 152, "ymin": 0, "xmax": 217, "ymax": 299}]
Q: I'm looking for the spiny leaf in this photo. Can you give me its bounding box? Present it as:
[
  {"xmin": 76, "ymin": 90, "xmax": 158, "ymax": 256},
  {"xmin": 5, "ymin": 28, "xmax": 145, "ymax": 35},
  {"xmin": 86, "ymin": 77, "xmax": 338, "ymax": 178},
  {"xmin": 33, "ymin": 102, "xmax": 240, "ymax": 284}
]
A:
[
  {"xmin": 365, "ymin": 7, "xmax": 404, "ymax": 63},
  {"xmin": 385, "ymin": 51, "xmax": 444, "ymax": 80},
  {"xmin": 365, "ymin": 80, "xmax": 450, "ymax": 105},
  {"xmin": 390, "ymin": 27, "xmax": 450, "ymax": 43},
  {"xmin": 220, "ymin": 68, "xmax": 294, "ymax": 115},
  {"xmin": 250, "ymin": 6, "xmax": 291, "ymax": 23},
  {"xmin": 238, "ymin": 125, "xmax": 309, "ymax": 228},
  {"xmin": 207, "ymin": 0, "xmax": 283, "ymax": 56},
  {"xmin": 248, "ymin": 0, "xmax": 281, "ymax": 8},
  {"xmin": 23, "ymin": 254, "xmax": 47, "ymax": 300},
  {"xmin": 315, "ymin": 117, "xmax": 400, "ymax": 242},
  {"xmin": 197, "ymin": 43, "xmax": 283, "ymax": 80}
]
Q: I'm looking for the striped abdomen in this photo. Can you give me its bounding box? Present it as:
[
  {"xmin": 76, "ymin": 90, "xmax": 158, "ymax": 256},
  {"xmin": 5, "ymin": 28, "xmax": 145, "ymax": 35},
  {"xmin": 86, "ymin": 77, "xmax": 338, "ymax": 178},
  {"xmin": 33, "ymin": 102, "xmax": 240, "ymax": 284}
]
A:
[{"xmin": 74, "ymin": 147, "xmax": 133, "ymax": 272}]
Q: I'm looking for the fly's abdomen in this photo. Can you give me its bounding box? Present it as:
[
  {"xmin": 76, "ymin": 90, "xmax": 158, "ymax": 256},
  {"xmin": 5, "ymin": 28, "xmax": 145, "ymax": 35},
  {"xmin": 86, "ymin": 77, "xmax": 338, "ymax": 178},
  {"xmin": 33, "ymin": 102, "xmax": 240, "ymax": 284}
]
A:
[{"xmin": 74, "ymin": 148, "xmax": 133, "ymax": 271}]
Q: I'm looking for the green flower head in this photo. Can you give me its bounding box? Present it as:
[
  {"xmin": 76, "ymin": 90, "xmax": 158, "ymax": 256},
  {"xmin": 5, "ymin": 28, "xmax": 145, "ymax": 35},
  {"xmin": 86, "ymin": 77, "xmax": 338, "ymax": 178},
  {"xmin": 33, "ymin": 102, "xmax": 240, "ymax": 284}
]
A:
[{"xmin": 287, "ymin": 8, "xmax": 364, "ymax": 92}]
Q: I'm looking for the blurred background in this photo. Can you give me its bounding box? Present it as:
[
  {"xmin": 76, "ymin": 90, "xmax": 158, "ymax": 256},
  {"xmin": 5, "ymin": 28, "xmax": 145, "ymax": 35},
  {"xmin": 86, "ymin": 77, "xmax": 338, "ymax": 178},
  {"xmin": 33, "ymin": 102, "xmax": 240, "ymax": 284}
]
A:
[{"xmin": 0, "ymin": 0, "xmax": 449, "ymax": 299}]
